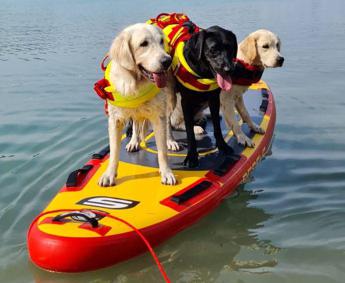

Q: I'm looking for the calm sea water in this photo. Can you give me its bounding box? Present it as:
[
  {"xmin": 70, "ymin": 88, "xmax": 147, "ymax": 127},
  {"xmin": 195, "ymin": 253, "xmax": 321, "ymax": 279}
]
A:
[{"xmin": 1, "ymin": 0, "xmax": 345, "ymax": 282}]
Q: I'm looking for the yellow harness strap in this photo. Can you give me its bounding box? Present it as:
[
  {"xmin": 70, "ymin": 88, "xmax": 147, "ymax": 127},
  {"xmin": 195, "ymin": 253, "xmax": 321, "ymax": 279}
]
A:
[
  {"xmin": 171, "ymin": 41, "xmax": 219, "ymax": 92},
  {"xmin": 104, "ymin": 62, "xmax": 160, "ymax": 108}
]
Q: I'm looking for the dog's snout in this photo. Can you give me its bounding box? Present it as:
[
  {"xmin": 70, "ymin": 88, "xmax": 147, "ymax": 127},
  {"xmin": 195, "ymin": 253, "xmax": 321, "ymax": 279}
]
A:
[
  {"xmin": 161, "ymin": 56, "xmax": 172, "ymax": 70},
  {"xmin": 224, "ymin": 65, "xmax": 230, "ymax": 72},
  {"xmin": 224, "ymin": 63, "xmax": 235, "ymax": 74},
  {"xmin": 222, "ymin": 60, "xmax": 235, "ymax": 73},
  {"xmin": 277, "ymin": 56, "xmax": 284, "ymax": 66}
]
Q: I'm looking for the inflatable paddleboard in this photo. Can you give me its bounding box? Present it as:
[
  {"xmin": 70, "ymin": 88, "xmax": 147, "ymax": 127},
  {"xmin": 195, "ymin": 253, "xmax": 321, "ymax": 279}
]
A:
[{"xmin": 27, "ymin": 80, "xmax": 276, "ymax": 272}]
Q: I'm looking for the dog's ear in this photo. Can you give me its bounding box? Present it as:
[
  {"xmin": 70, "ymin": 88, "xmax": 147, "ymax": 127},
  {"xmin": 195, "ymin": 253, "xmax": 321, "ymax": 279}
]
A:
[
  {"xmin": 240, "ymin": 35, "xmax": 258, "ymax": 64},
  {"xmin": 195, "ymin": 29, "xmax": 207, "ymax": 61},
  {"xmin": 110, "ymin": 31, "xmax": 136, "ymax": 71}
]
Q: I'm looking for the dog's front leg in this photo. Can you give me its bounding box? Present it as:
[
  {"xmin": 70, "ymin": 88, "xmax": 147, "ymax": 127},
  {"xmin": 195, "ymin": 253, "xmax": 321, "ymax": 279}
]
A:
[
  {"xmin": 209, "ymin": 93, "xmax": 234, "ymax": 156},
  {"xmin": 98, "ymin": 115, "xmax": 124, "ymax": 187},
  {"xmin": 164, "ymin": 78, "xmax": 181, "ymax": 152},
  {"xmin": 181, "ymin": 96, "xmax": 199, "ymax": 168},
  {"xmin": 151, "ymin": 115, "xmax": 176, "ymax": 185},
  {"xmin": 166, "ymin": 118, "xmax": 181, "ymax": 151},
  {"xmin": 221, "ymin": 93, "xmax": 255, "ymax": 148},
  {"xmin": 236, "ymin": 95, "xmax": 265, "ymax": 134},
  {"xmin": 125, "ymin": 119, "xmax": 141, "ymax": 152}
]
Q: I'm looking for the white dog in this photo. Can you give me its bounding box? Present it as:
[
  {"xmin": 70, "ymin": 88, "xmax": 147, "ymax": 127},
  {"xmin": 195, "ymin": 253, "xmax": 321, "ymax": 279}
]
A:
[
  {"xmin": 98, "ymin": 23, "xmax": 177, "ymax": 187},
  {"xmin": 220, "ymin": 29, "xmax": 284, "ymax": 147}
]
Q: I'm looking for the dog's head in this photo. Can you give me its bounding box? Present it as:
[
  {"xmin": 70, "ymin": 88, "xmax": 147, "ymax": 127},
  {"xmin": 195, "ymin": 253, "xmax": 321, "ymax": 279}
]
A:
[
  {"xmin": 189, "ymin": 26, "xmax": 238, "ymax": 91},
  {"xmin": 110, "ymin": 23, "xmax": 172, "ymax": 88},
  {"xmin": 239, "ymin": 29, "xmax": 284, "ymax": 68}
]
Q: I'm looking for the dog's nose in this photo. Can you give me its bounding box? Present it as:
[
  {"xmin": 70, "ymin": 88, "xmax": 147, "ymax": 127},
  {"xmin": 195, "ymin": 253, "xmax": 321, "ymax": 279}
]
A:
[
  {"xmin": 277, "ymin": 56, "xmax": 284, "ymax": 66},
  {"xmin": 161, "ymin": 56, "xmax": 172, "ymax": 70},
  {"xmin": 224, "ymin": 63, "xmax": 235, "ymax": 74}
]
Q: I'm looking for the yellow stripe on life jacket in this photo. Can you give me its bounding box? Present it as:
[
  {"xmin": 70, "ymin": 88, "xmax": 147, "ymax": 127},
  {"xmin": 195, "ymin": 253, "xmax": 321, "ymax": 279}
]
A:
[
  {"xmin": 104, "ymin": 62, "xmax": 160, "ymax": 108},
  {"xmin": 172, "ymin": 41, "xmax": 219, "ymax": 92}
]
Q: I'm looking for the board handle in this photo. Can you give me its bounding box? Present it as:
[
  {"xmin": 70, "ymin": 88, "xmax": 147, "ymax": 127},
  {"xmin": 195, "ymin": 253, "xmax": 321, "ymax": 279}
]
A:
[
  {"xmin": 52, "ymin": 211, "xmax": 99, "ymax": 228},
  {"xmin": 92, "ymin": 145, "xmax": 110, "ymax": 160},
  {"xmin": 212, "ymin": 155, "xmax": 240, "ymax": 176},
  {"xmin": 66, "ymin": 164, "xmax": 93, "ymax": 187},
  {"xmin": 171, "ymin": 180, "xmax": 212, "ymax": 204}
]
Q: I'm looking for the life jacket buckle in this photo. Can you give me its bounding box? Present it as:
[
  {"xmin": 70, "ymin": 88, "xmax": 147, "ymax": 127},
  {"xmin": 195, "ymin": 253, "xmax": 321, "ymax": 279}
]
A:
[{"xmin": 93, "ymin": 78, "xmax": 114, "ymax": 101}]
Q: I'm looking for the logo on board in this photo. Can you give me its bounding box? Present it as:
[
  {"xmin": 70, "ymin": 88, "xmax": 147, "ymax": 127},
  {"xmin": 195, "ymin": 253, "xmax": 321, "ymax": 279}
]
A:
[{"xmin": 77, "ymin": 196, "xmax": 139, "ymax": 210}]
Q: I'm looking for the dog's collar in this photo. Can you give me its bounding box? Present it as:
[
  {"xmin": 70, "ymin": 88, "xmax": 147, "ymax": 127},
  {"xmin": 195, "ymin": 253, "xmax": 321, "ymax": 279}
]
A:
[{"xmin": 231, "ymin": 58, "xmax": 264, "ymax": 86}]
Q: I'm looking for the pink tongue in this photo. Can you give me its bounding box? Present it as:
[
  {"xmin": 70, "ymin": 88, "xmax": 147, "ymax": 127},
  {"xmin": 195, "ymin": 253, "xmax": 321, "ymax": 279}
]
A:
[
  {"xmin": 153, "ymin": 72, "xmax": 167, "ymax": 88},
  {"xmin": 216, "ymin": 73, "xmax": 232, "ymax": 91}
]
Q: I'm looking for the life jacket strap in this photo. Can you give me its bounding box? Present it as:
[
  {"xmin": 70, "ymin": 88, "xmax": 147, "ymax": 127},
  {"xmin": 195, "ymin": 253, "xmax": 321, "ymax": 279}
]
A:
[
  {"xmin": 176, "ymin": 64, "xmax": 214, "ymax": 91},
  {"xmin": 100, "ymin": 55, "xmax": 110, "ymax": 71},
  {"xmin": 94, "ymin": 78, "xmax": 114, "ymax": 101},
  {"xmin": 232, "ymin": 59, "xmax": 264, "ymax": 86}
]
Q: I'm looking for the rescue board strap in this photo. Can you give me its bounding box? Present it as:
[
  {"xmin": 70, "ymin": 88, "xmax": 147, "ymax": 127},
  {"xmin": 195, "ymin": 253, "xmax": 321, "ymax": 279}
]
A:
[
  {"xmin": 92, "ymin": 145, "xmax": 110, "ymax": 160},
  {"xmin": 66, "ymin": 165, "xmax": 94, "ymax": 187},
  {"xmin": 212, "ymin": 155, "xmax": 240, "ymax": 176},
  {"xmin": 171, "ymin": 180, "xmax": 212, "ymax": 204}
]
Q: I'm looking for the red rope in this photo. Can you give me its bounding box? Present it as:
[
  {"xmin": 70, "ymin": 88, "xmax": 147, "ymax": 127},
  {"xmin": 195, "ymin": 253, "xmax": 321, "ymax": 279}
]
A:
[{"xmin": 29, "ymin": 209, "xmax": 171, "ymax": 283}]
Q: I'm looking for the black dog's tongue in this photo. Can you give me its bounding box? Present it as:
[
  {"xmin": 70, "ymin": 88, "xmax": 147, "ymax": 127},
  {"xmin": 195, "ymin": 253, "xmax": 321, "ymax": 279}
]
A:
[
  {"xmin": 216, "ymin": 73, "xmax": 232, "ymax": 91},
  {"xmin": 153, "ymin": 72, "xmax": 167, "ymax": 88}
]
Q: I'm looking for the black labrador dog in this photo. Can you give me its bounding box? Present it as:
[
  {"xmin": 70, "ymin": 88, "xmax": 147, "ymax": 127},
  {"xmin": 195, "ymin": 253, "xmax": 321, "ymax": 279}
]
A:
[{"xmin": 178, "ymin": 26, "xmax": 238, "ymax": 168}]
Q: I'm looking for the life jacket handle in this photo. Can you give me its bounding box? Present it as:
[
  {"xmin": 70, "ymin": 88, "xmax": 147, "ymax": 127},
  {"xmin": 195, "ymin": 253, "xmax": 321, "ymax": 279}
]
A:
[
  {"xmin": 100, "ymin": 54, "xmax": 110, "ymax": 71},
  {"xmin": 154, "ymin": 12, "xmax": 191, "ymax": 29}
]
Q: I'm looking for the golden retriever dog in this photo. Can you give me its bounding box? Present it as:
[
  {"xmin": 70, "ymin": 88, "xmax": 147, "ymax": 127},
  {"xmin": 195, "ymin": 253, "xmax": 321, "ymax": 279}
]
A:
[
  {"xmin": 220, "ymin": 29, "xmax": 284, "ymax": 147},
  {"xmin": 98, "ymin": 23, "xmax": 177, "ymax": 187}
]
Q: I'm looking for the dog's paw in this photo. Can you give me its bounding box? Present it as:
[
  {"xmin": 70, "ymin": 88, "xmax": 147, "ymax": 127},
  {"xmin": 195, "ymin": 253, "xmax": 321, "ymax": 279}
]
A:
[
  {"xmin": 237, "ymin": 133, "xmax": 255, "ymax": 148},
  {"xmin": 193, "ymin": 125, "xmax": 205, "ymax": 135},
  {"xmin": 125, "ymin": 140, "xmax": 140, "ymax": 152},
  {"xmin": 167, "ymin": 139, "xmax": 182, "ymax": 151},
  {"xmin": 161, "ymin": 170, "xmax": 177, "ymax": 186},
  {"xmin": 183, "ymin": 152, "xmax": 199, "ymax": 168},
  {"xmin": 251, "ymin": 123, "xmax": 265, "ymax": 135},
  {"xmin": 98, "ymin": 171, "xmax": 117, "ymax": 187}
]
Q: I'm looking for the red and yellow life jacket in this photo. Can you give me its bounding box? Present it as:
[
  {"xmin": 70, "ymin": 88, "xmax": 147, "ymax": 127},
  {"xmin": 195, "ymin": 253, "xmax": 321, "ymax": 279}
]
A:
[
  {"xmin": 149, "ymin": 13, "xmax": 264, "ymax": 89},
  {"xmin": 232, "ymin": 58, "xmax": 264, "ymax": 86},
  {"xmin": 148, "ymin": 13, "xmax": 220, "ymax": 92}
]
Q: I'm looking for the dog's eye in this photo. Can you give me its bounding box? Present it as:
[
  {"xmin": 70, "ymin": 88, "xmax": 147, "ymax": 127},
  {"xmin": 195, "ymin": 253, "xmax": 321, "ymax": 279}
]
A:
[
  {"xmin": 160, "ymin": 38, "xmax": 164, "ymax": 45},
  {"xmin": 140, "ymin": 40, "xmax": 148, "ymax": 47},
  {"xmin": 262, "ymin": 44, "xmax": 269, "ymax": 49}
]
